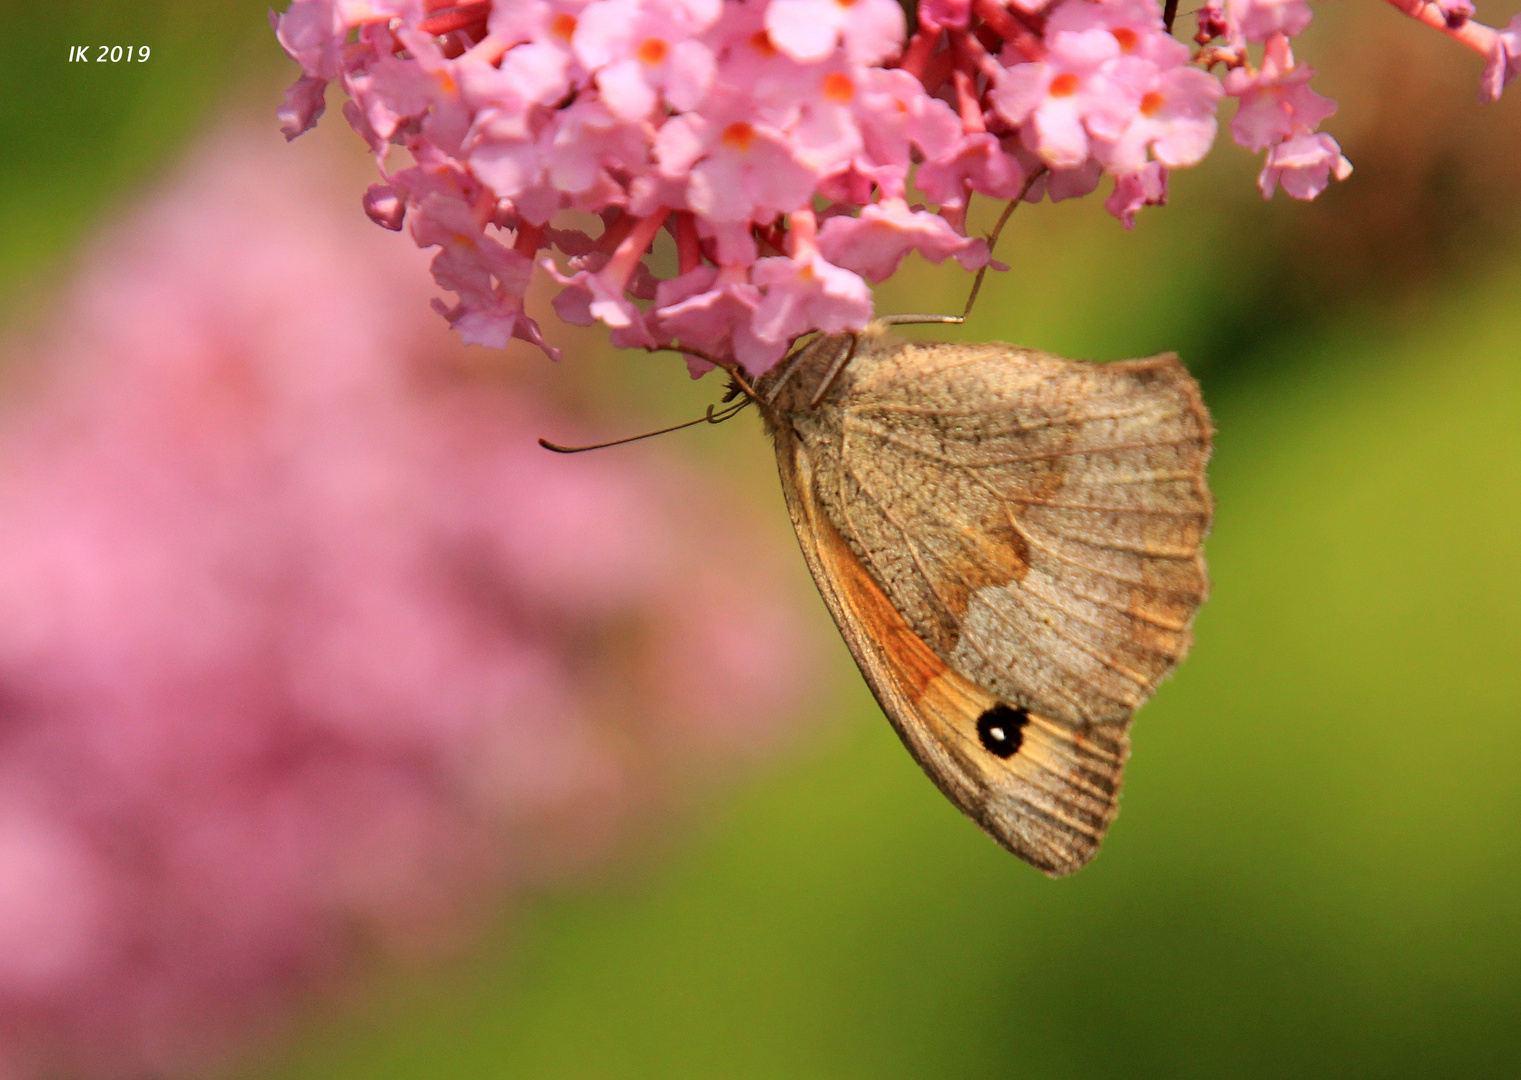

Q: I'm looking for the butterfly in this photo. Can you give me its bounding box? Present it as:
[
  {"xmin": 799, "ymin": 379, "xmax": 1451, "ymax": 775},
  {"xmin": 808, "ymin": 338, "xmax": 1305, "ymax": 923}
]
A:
[{"xmin": 750, "ymin": 320, "xmax": 1213, "ymax": 876}]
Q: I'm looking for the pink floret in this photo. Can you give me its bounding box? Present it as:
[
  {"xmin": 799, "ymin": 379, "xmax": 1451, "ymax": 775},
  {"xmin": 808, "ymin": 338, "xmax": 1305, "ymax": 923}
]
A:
[
  {"xmin": 276, "ymin": 75, "xmax": 328, "ymax": 140},
  {"xmin": 655, "ymin": 100, "xmax": 819, "ymax": 222},
  {"xmin": 576, "ymin": 0, "xmax": 719, "ymax": 119},
  {"xmin": 653, "ymin": 266, "xmax": 785, "ymax": 374},
  {"xmin": 1257, "ymin": 131, "xmax": 1352, "ymax": 199},
  {"xmin": 917, "ymin": 133, "xmax": 1029, "ymax": 212},
  {"xmin": 271, "ymin": 0, "xmax": 346, "ymax": 80},
  {"xmin": 543, "ymin": 260, "xmax": 659, "ymax": 347},
  {"xmin": 1226, "ymin": 0, "xmax": 1313, "ymax": 42},
  {"xmin": 750, "ymin": 252, "xmax": 873, "ymax": 358},
  {"xmin": 1099, "ymin": 63, "xmax": 1221, "ymax": 173},
  {"xmin": 1224, "ymin": 39, "xmax": 1335, "ymax": 152},
  {"xmin": 764, "ymin": 0, "xmax": 906, "ymax": 65},
  {"xmin": 1480, "ymin": 15, "xmax": 1521, "ymax": 102},
  {"xmin": 1104, "ymin": 161, "xmax": 1167, "ymax": 227},
  {"xmin": 362, "ymin": 183, "xmax": 407, "ymax": 230},
  {"xmin": 817, "ymin": 199, "xmax": 990, "ymax": 282}
]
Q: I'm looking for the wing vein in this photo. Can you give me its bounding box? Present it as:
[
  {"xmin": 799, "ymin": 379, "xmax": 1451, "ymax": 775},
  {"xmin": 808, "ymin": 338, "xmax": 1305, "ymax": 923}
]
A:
[
  {"xmin": 1018, "ymin": 581, "xmax": 1186, "ymax": 662},
  {"xmin": 848, "ymin": 426, "xmax": 1201, "ymax": 469},
  {"xmin": 1005, "ymin": 495, "xmax": 1207, "ymax": 517},
  {"xmin": 855, "ymin": 401, "xmax": 1159, "ymax": 425},
  {"xmin": 1061, "ymin": 587, "xmax": 1192, "ymax": 632},
  {"xmin": 1027, "ymin": 713, "xmax": 1127, "ymax": 764},
  {"xmin": 1037, "ymin": 529, "xmax": 1200, "ymax": 560},
  {"xmin": 1034, "ymin": 618, "xmax": 1153, "ymax": 694}
]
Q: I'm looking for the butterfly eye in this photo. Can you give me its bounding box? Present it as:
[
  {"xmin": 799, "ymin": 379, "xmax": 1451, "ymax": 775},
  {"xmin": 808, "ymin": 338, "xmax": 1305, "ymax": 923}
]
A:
[{"xmin": 976, "ymin": 704, "xmax": 1029, "ymax": 758}]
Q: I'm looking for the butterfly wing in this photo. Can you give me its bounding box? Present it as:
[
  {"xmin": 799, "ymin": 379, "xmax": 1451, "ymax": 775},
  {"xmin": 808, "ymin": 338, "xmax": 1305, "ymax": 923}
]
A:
[
  {"xmin": 832, "ymin": 344, "xmax": 1213, "ymax": 729},
  {"xmin": 769, "ymin": 340, "xmax": 1211, "ymax": 874},
  {"xmin": 772, "ymin": 425, "xmax": 1128, "ymax": 876}
]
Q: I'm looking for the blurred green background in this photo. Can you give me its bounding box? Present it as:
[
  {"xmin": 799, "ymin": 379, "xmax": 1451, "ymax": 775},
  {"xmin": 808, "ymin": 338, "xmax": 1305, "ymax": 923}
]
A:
[{"xmin": 7, "ymin": 2, "xmax": 1521, "ymax": 1076}]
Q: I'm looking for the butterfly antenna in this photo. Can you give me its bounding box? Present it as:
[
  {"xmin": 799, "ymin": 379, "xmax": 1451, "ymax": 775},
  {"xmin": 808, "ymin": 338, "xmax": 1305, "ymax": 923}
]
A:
[
  {"xmin": 538, "ymin": 397, "xmax": 750, "ymax": 454},
  {"xmin": 960, "ymin": 165, "xmax": 1048, "ymax": 321}
]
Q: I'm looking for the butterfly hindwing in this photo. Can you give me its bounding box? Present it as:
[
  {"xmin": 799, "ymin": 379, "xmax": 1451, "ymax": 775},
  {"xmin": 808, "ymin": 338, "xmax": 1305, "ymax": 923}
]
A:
[
  {"xmin": 830, "ymin": 341, "xmax": 1212, "ymax": 727},
  {"xmin": 771, "ymin": 431, "xmax": 1126, "ymax": 876}
]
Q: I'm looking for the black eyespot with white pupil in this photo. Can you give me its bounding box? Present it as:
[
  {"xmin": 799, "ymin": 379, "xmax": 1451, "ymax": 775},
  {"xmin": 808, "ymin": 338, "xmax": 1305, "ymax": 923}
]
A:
[{"xmin": 977, "ymin": 704, "xmax": 1029, "ymax": 758}]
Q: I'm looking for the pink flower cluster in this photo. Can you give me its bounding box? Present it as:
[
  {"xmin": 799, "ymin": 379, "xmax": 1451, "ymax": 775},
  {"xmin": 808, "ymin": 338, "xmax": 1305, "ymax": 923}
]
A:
[
  {"xmin": 0, "ymin": 126, "xmax": 817, "ymax": 1080},
  {"xmin": 272, "ymin": 0, "xmax": 1521, "ymax": 374},
  {"xmin": 1219, "ymin": 35, "xmax": 1349, "ymax": 200}
]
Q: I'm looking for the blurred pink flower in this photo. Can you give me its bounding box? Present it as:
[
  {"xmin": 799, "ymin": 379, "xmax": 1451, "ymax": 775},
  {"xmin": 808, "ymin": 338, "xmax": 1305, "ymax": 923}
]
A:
[
  {"xmin": 1225, "ymin": 39, "xmax": 1336, "ymax": 153},
  {"xmin": 1256, "ymin": 130, "xmax": 1354, "ymax": 199},
  {"xmin": 764, "ymin": 0, "xmax": 904, "ymax": 64},
  {"xmin": 1480, "ymin": 14, "xmax": 1521, "ymax": 101},
  {"xmin": 0, "ymin": 124, "xmax": 819, "ymax": 1080},
  {"xmin": 1227, "ymin": 0, "xmax": 1314, "ymax": 42},
  {"xmin": 1103, "ymin": 159, "xmax": 1168, "ymax": 227}
]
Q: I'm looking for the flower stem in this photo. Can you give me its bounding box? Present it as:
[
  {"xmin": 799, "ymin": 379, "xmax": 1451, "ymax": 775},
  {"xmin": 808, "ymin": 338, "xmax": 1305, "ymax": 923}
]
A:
[{"xmin": 1383, "ymin": 0, "xmax": 1497, "ymax": 55}]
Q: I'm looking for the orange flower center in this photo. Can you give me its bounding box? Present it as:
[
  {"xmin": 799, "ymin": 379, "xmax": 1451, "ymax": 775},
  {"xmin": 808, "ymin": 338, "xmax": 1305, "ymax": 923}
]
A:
[
  {"xmin": 1112, "ymin": 28, "xmax": 1137, "ymax": 51},
  {"xmin": 550, "ymin": 12, "xmax": 577, "ymax": 40},
  {"xmin": 637, "ymin": 37, "xmax": 669, "ymax": 65},
  {"xmin": 722, "ymin": 122, "xmax": 756, "ymax": 151},
  {"xmin": 750, "ymin": 29, "xmax": 777, "ymax": 57},
  {"xmin": 822, "ymin": 71, "xmax": 855, "ymax": 103},
  {"xmin": 1140, "ymin": 90, "xmax": 1164, "ymax": 116},
  {"xmin": 1048, "ymin": 72, "xmax": 1079, "ymax": 97}
]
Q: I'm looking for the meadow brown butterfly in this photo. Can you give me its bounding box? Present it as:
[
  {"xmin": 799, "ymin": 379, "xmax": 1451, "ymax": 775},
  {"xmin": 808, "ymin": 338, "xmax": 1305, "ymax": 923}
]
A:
[{"xmin": 752, "ymin": 321, "xmax": 1213, "ymax": 876}]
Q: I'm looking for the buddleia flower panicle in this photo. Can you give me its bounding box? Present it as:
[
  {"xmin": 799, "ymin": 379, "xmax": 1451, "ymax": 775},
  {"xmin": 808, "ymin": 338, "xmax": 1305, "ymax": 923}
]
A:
[{"xmin": 273, "ymin": 0, "xmax": 1521, "ymax": 372}]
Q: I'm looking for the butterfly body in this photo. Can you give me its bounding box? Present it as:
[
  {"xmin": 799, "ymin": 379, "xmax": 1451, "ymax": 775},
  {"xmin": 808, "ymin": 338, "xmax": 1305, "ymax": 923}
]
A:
[{"xmin": 754, "ymin": 324, "xmax": 1213, "ymax": 876}]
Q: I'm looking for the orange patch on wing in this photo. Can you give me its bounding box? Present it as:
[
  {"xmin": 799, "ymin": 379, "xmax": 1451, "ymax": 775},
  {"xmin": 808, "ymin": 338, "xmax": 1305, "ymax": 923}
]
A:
[
  {"xmin": 938, "ymin": 516, "xmax": 1030, "ymax": 623},
  {"xmin": 817, "ymin": 509, "xmax": 947, "ymax": 701},
  {"xmin": 918, "ymin": 667, "xmax": 997, "ymax": 728}
]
